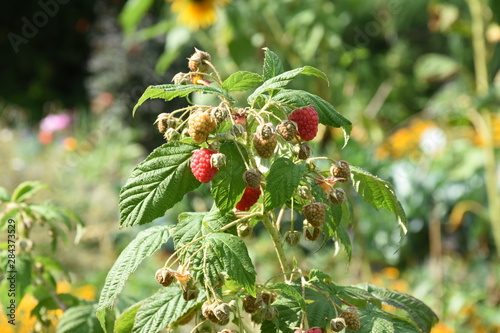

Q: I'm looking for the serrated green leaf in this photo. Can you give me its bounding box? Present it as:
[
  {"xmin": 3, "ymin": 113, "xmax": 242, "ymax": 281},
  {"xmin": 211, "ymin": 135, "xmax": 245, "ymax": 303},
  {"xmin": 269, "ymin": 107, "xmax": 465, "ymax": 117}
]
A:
[
  {"xmin": 16, "ymin": 255, "xmax": 31, "ymax": 306},
  {"xmin": 119, "ymin": 142, "xmax": 200, "ymax": 227},
  {"xmin": 360, "ymin": 284, "xmax": 439, "ymax": 333},
  {"xmin": 270, "ymin": 283, "xmax": 307, "ymax": 311},
  {"xmin": 248, "ymin": 66, "xmax": 328, "ymax": 104},
  {"xmin": 57, "ymin": 304, "xmax": 104, "ymax": 333},
  {"xmin": 265, "ymin": 158, "xmax": 307, "ymax": 211},
  {"xmin": 222, "ymin": 71, "xmax": 263, "ymax": 92},
  {"xmin": 97, "ymin": 225, "xmax": 171, "ymax": 329},
  {"xmin": 323, "ymin": 204, "xmax": 352, "ymax": 260},
  {"xmin": 0, "ymin": 186, "xmax": 10, "ymax": 202},
  {"xmin": 132, "ymin": 286, "xmax": 203, "ymax": 333},
  {"xmin": 355, "ymin": 304, "xmax": 422, "ymax": 333},
  {"xmin": 173, "ymin": 207, "xmax": 235, "ymax": 260},
  {"xmin": 262, "ymin": 48, "xmax": 284, "ymax": 81},
  {"xmin": 211, "ymin": 142, "xmax": 247, "ymax": 214},
  {"xmin": 114, "ymin": 303, "xmax": 142, "ymax": 333},
  {"xmin": 200, "ymin": 233, "xmax": 256, "ymax": 294},
  {"xmin": 11, "ymin": 181, "xmax": 48, "ymax": 203},
  {"xmin": 330, "ymin": 284, "xmax": 381, "ymax": 309},
  {"xmin": 119, "ymin": 0, "xmax": 154, "ymax": 35},
  {"xmin": 34, "ymin": 255, "xmax": 70, "ymax": 280},
  {"xmin": 133, "ymin": 84, "xmax": 230, "ymax": 116},
  {"xmin": 350, "ymin": 166, "xmax": 408, "ymax": 242},
  {"xmin": 272, "ymin": 89, "xmax": 352, "ymax": 146}
]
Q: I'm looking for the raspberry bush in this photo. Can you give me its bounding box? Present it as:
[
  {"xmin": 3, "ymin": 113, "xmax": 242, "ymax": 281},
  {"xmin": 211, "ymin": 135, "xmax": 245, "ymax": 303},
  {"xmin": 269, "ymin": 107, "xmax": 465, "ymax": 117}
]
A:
[{"xmin": 96, "ymin": 48, "xmax": 438, "ymax": 333}]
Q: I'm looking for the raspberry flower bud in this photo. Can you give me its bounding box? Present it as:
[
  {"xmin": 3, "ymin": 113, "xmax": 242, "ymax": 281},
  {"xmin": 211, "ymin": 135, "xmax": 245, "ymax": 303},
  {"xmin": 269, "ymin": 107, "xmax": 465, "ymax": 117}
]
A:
[
  {"xmin": 172, "ymin": 72, "xmax": 190, "ymax": 85},
  {"xmin": 330, "ymin": 317, "xmax": 347, "ymax": 332},
  {"xmin": 293, "ymin": 142, "xmax": 312, "ymax": 160},
  {"xmin": 330, "ymin": 160, "xmax": 351, "ymax": 183},
  {"xmin": 164, "ymin": 128, "xmax": 180, "ymax": 141},
  {"xmin": 284, "ymin": 230, "xmax": 301, "ymax": 246},
  {"xmin": 328, "ymin": 188, "xmax": 346, "ymax": 205},
  {"xmin": 155, "ymin": 267, "xmax": 175, "ymax": 287},
  {"xmin": 188, "ymin": 48, "xmax": 211, "ymax": 72},
  {"xmin": 237, "ymin": 221, "xmax": 253, "ymax": 238}
]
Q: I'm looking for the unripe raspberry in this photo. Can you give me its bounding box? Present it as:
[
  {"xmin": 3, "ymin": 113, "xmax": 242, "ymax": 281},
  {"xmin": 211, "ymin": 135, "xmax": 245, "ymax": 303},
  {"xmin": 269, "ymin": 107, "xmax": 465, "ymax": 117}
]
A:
[
  {"xmin": 340, "ymin": 307, "xmax": 360, "ymax": 330},
  {"xmin": 330, "ymin": 318, "xmax": 346, "ymax": 332},
  {"xmin": 188, "ymin": 48, "xmax": 211, "ymax": 72},
  {"xmin": 237, "ymin": 221, "xmax": 253, "ymax": 238},
  {"xmin": 327, "ymin": 188, "xmax": 346, "ymax": 205},
  {"xmin": 302, "ymin": 202, "xmax": 327, "ymax": 228},
  {"xmin": 304, "ymin": 224, "xmax": 321, "ymax": 241},
  {"xmin": 257, "ymin": 123, "xmax": 275, "ymax": 140},
  {"xmin": 285, "ymin": 230, "xmax": 301, "ymax": 246},
  {"xmin": 293, "ymin": 142, "xmax": 312, "ymax": 160},
  {"xmin": 243, "ymin": 294, "xmax": 262, "ymax": 314},
  {"xmin": 277, "ymin": 120, "xmax": 298, "ymax": 141},
  {"xmin": 261, "ymin": 291, "xmax": 277, "ymax": 305},
  {"xmin": 172, "ymin": 72, "xmax": 190, "ymax": 85},
  {"xmin": 235, "ymin": 187, "xmax": 261, "ymax": 211},
  {"xmin": 155, "ymin": 267, "xmax": 175, "ymax": 287},
  {"xmin": 188, "ymin": 110, "xmax": 216, "ymax": 143},
  {"xmin": 210, "ymin": 153, "xmax": 226, "ymax": 168},
  {"xmin": 330, "ymin": 160, "xmax": 351, "ymax": 183},
  {"xmin": 253, "ymin": 134, "xmax": 277, "ymax": 159},
  {"xmin": 243, "ymin": 168, "xmax": 263, "ymax": 188},
  {"xmin": 263, "ymin": 306, "xmax": 279, "ymax": 321},
  {"xmin": 288, "ymin": 106, "xmax": 319, "ymax": 141},
  {"xmin": 164, "ymin": 128, "xmax": 180, "ymax": 141}
]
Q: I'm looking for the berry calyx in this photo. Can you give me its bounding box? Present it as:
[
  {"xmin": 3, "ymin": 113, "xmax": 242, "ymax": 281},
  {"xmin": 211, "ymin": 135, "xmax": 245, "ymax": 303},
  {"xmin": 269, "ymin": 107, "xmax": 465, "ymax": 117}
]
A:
[
  {"xmin": 257, "ymin": 123, "xmax": 275, "ymax": 140},
  {"xmin": 288, "ymin": 106, "xmax": 319, "ymax": 141},
  {"xmin": 188, "ymin": 110, "xmax": 216, "ymax": 143},
  {"xmin": 293, "ymin": 142, "xmax": 312, "ymax": 160},
  {"xmin": 285, "ymin": 230, "xmax": 301, "ymax": 246},
  {"xmin": 253, "ymin": 134, "xmax": 277, "ymax": 159},
  {"xmin": 235, "ymin": 187, "xmax": 261, "ymax": 211},
  {"xmin": 155, "ymin": 267, "xmax": 175, "ymax": 287},
  {"xmin": 330, "ymin": 317, "xmax": 346, "ymax": 332},
  {"xmin": 302, "ymin": 202, "xmax": 327, "ymax": 227},
  {"xmin": 191, "ymin": 149, "xmax": 219, "ymax": 183},
  {"xmin": 340, "ymin": 307, "xmax": 361, "ymax": 330}
]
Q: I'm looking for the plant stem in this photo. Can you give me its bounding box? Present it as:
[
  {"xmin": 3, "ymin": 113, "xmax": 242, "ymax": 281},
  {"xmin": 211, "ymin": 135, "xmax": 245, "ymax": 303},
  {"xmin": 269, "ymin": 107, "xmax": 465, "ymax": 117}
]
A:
[
  {"xmin": 467, "ymin": 0, "xmax": 500, "ymax": 253},
  {"xmin": 261, "ymin": 214, "xmax": 291, "ymax": 281},
  {"xmin": 35, "ymin": 270, "xmax": 67, "ymax": 311}
]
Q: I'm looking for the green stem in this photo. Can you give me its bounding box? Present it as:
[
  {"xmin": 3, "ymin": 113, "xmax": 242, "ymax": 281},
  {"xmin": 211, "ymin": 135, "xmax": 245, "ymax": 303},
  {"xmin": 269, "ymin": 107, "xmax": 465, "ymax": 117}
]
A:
[
  {"xmin": 467, "ymin": 0, "xmax": 500, "ymax": 254},
  {"xmin": 261, "ymin": 214, "xmax": 291, "ymax": 281}
]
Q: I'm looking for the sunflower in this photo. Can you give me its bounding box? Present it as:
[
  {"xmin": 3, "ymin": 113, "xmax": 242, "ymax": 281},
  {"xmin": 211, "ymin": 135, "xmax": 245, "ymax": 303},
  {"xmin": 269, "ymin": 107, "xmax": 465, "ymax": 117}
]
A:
[{"xmin": 169, "ymin": 0, "xmax": 230, "ymax": 30}]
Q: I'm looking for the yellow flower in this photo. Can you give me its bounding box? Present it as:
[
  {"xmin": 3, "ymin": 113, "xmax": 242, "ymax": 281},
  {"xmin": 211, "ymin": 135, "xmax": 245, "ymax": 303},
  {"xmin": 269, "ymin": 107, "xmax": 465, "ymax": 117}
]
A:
[
  {"xmin": 168, "ymin": 0, "xmax": 230, "ymax": 30},
  {"xmin": 431, "ymin": 322, "xmax": 454, "ymax": 333}
]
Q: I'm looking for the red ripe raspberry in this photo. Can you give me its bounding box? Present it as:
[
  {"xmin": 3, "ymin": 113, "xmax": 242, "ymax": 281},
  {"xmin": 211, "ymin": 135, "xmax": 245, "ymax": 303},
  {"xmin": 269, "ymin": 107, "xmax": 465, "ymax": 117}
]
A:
[
  {"xmin": 190, "ymin": 148, "xmax": 218, "ymax": 183},
  {"xmin": 288, "ymin": 106, "xmax": 319, "ymax": 141},
  {"xmin": 235, "ymin": 187, "xmax": 261, "ymax": 211}
]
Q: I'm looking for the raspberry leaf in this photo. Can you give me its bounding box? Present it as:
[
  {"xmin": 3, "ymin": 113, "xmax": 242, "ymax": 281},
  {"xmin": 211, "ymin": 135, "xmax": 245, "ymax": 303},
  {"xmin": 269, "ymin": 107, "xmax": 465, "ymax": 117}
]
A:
[
  {"xmin": 355, "ymin": 304, "xmax": 422, "ymax": 333},
  {"xmin": 133, "ymin": 84, "xmax": 232, "ymax": 116},
  {"xmin": 58, "ymin": 304, "xmax": 106, "ymax": 333},
  {"xmin": 97, "ymin": 225, "xmax": 171, "ymax": 329},
  {"xmin": 222, "ymin": 71, "xmax": 263, "ymax": 92},
  {"xmin": 359, "ymin": 284, "xmax": 439, "ymax": 333},
  {"xmin": 119, "ymin": 142, "xmax": 200, "ymax": 227},
  {"xmin": 262, "ymin": 47, "xmax": 284, "ymax": 81},
  {"xmin": 350, "ymin": 166, "xmax": 408, "ymax": 243},
  {"xmin": 248, "ymin": 66, "xmax": 328, "ymax": 104},
  {"xmin": 198, "ymin": 233, "xmax": 256, "ymax": 295},
  {"xmin": 264, "ymin": 158, "xmax": 308, "ymax": 211},
  {"xmin": 211, "ymin": 141, "xmax": 247, "ymax": 214},
  {"xmin": 114, "ymin": 303, "xmax": 142, "ymax": 333},
  {"xmin": 132, "ymin": 286, "xmax": 203, "ymax": 333},
  {"xmin": 173, "ymin": 207, "xmax": 236, "ymax": 261},
  {"xmin": 272, "ymin": 89, "xmax": 352, "ymax": 147},
  {"xmin": 10, "ymin": 180, "xmax": 48, "ymax": 203}
]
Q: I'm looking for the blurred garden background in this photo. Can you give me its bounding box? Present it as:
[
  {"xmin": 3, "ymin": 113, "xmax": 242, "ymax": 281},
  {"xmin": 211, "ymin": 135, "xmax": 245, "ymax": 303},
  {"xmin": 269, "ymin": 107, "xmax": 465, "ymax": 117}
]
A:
[{"xmin": 1, "ymin": 0, "xmax": 499, "ymax": 332}]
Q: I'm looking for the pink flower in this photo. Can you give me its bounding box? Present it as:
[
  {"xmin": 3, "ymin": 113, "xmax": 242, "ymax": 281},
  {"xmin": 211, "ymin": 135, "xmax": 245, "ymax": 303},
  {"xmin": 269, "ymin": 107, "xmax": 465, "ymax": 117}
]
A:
[{"xmin": 39, "ymin": 113, "xmax": 72, "ymax": 132}]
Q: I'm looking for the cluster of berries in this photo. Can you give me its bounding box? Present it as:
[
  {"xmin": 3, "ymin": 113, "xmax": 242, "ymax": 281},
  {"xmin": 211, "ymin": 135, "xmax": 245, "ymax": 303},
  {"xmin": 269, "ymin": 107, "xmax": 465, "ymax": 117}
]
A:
[
  {"xmin": 242, "ymin": 291, "xmax": 279, "ymax": 324},
  {"xmin": 293, "ymin": 307, "xmax": 361, "ymax": 332}
]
